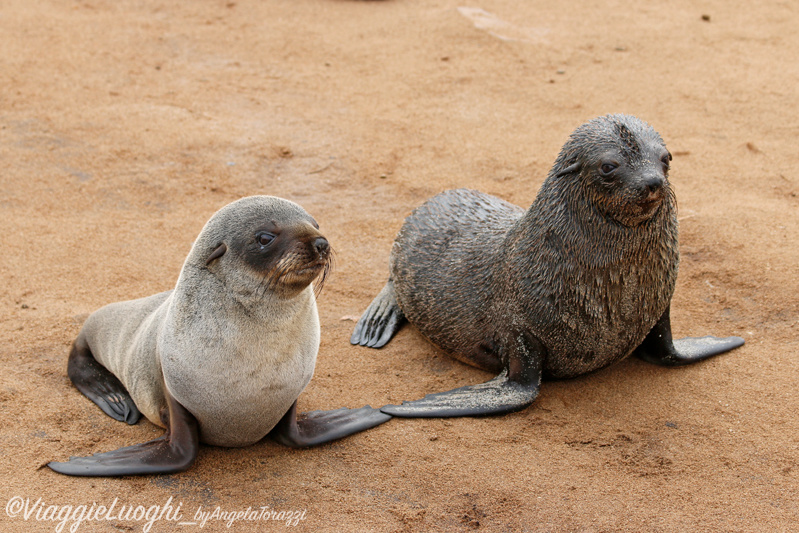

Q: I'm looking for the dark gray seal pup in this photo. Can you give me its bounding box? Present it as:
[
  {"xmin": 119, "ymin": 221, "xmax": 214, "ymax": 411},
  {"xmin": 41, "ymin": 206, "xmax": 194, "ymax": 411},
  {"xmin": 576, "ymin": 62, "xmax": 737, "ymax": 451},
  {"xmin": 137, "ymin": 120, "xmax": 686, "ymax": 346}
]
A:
[
  {"xmin": 49, "ymin": 195, "xmax": 390, "ymax": 476},
  {"xmin": 351, "ymin": 114, "xmax": 744, "ymax": 417}
]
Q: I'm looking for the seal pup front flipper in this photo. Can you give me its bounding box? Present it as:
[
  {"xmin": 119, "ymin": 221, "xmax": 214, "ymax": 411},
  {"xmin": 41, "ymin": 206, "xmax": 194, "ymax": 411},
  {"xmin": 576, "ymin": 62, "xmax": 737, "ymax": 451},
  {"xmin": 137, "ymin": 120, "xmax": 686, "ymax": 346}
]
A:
[
  {"xmin": 66, "ymin": 336, "xmax": 141, "ymax": 425},
  {"xmin": 47, "ymin": 387, "xmax": 199, "ymax": 477},
  {"xmin": 350, "ymin": 279, "xmax": 406, "ymax": 348},
  {"xmin": 381, "ymin": 333, "xmax": 544, "ymax": 417},
  {"xmin": 634, "ymin": 306, "xmax": 745, "ymax": 366},
  {"xmin": 269, "ymin": 401, "xmax": 392, "ymax": 448}
]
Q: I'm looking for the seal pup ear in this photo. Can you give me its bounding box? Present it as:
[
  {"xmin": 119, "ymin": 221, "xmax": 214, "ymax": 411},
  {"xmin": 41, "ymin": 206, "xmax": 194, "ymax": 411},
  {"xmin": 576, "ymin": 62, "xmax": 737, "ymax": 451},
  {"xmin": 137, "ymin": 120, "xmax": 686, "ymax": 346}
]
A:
[
  {"xmin": 555, "ymin": 161, "xmax": 581, "ymax": 178},
  {"xmin": 206, "ymin": 243, "xmax": 227, "ymax": 265}
]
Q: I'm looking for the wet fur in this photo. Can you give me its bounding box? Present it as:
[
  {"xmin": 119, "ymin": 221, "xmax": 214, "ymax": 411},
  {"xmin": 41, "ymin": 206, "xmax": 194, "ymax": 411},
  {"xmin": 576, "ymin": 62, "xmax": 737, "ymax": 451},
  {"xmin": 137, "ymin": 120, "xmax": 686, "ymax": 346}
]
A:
[{"xmin": 390, "ymin": 114, "xmax": 679, "ymax": 379}]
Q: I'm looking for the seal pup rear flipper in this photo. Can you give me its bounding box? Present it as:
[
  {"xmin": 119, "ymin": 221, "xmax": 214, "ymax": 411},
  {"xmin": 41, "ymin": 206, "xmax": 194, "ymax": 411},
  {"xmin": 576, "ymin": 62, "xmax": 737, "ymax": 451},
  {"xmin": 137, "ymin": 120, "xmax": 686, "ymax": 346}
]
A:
[
  {"xmin": 634, "ymin": 306, "xmax": 745, "ymax": 366},
  {"xmin": 66, "ymin": 337, "xmax": 141, "ymax": 425},
  {"xmin": 269, "ymin": 401, "xmax": 392, "ymax": 447},
  {"xmin": 380, "ymin": 333, "xmax": 543, "ymax": 417},
  {"xmin": 47, "ymin": 387, "xmax": 199, "ymax": 476},
  {"xmin": 350, "ymin": 279, "xmax": 406, "ymax": 348}
]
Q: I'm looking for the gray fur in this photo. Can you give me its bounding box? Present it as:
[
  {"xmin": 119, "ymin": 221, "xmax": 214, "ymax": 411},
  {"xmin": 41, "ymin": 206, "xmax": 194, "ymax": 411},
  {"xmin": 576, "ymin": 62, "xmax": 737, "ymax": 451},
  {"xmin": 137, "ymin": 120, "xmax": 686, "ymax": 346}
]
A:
[
  {"xmin": 380, "ymin": 114, "xmax": 678, "ymax": 379},
  {"xmin": 78, "ymin": 196, "xmax": 325, "ymax": 446}
]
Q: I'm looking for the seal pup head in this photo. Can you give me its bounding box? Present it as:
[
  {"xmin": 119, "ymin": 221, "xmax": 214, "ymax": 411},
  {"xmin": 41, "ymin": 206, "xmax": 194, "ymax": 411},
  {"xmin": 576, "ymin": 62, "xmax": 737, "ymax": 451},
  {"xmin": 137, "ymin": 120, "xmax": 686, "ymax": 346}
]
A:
[
  {"xmin": 550, "ymin": 114, "xmax": 674, "ymax": 227},
  {"xmin": 193, "ymin": 195, "xmax": 331, "ymax": 302}
]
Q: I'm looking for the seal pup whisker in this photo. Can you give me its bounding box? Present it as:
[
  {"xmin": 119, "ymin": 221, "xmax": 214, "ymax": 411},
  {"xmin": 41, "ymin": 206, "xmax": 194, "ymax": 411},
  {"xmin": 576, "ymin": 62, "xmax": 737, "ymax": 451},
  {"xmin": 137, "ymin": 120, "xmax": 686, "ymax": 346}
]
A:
[{"xmin": 312, "ymin": 249, "xmax": 333, "ymax": 299}]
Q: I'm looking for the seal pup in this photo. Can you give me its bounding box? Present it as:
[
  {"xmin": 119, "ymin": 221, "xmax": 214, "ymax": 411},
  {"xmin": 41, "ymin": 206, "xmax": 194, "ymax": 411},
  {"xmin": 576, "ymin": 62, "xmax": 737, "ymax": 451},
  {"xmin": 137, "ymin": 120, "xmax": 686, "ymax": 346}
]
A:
[
  {"xmin": 351, "ymin": 114, "xmax": 744, "ymax": 417},
  {"xmin": 49, "ymin": 195, "xmax": 390, "ymax": 476}
]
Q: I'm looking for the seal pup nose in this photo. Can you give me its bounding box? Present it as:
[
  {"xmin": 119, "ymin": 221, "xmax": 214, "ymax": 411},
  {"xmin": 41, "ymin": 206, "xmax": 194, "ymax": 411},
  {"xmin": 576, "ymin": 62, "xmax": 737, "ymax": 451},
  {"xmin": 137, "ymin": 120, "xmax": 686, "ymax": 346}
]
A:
[
  {"xmin": 313, "ymin": 236, "xmax": 330, "ymax": 258},
  {"xmin": 646, "ymin": 177, "xmax": 664, "ymax": 193},
  {"xmin": 640, "ymin": 173, "xmax": 665, "ymax": 198}
]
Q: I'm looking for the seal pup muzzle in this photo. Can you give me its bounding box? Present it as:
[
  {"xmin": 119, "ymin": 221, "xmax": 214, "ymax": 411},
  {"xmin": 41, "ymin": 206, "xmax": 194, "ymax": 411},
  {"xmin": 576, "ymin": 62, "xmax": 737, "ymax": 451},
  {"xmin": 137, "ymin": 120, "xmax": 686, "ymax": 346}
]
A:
[
  {"xmin": 351, "ymin": 114, "xmax": 744, "ymax": 417},
  {"xmin": 49, "ymin": 195, "xmax": 390, "ymax": 476}
]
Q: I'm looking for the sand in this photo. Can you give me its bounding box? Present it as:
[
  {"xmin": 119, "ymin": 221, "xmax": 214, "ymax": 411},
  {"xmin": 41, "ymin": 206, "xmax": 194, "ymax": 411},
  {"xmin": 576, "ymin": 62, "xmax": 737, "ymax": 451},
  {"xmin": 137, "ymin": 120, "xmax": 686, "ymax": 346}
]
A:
[{"xmin": 1, "ymin": 0, "xmax": 797, "ymax": 531}]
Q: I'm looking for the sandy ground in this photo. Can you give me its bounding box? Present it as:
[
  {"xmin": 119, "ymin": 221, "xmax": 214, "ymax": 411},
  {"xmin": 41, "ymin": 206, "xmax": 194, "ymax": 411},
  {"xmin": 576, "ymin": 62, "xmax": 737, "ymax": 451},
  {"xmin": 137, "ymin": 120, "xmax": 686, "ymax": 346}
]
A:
[{"xmin": 1, "ymin": 0, "xmax": 798, "ymax": 531}]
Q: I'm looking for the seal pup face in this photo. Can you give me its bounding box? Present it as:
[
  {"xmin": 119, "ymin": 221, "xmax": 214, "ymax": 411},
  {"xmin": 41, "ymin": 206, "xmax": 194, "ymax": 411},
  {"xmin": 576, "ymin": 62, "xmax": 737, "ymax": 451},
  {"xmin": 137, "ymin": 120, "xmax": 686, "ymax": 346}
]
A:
[
  {"xmin": 554, "ymin": 114, "xmax": 674, "ymax": 227},
  {"xmin": 200, "ymin": 196, "xmax": 332, "ymax": 301},
  {"xmin": 238, "ymin": 216, "xmax": 331, "ymax": 299}
]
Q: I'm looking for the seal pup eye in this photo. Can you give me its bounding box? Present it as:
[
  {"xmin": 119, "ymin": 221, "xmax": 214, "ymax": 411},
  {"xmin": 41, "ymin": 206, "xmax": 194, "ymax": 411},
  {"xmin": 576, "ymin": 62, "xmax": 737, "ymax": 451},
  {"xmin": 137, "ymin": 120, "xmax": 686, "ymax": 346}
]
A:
[
  {"xmin": 256, "ymin": 232, "xmax": 275, "ymax": 247},
  {"xmin": 599, "ymin": 162, "xmax": 618, "ymax": 176},
  {"xmin": 661, "ymin": 153, "xmax": 671, "ymax": 170}
]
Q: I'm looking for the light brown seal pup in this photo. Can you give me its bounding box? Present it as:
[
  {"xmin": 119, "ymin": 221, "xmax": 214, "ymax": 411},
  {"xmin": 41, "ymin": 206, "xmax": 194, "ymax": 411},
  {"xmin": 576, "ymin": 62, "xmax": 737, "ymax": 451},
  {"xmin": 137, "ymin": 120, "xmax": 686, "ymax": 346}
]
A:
[
  {"xmin": 351, "ymin": 114, "xmax": 744, "ymax": 417},
  {"xmin": 49, "ymin": 195, "xmax": 390, "ymax": 476}
]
